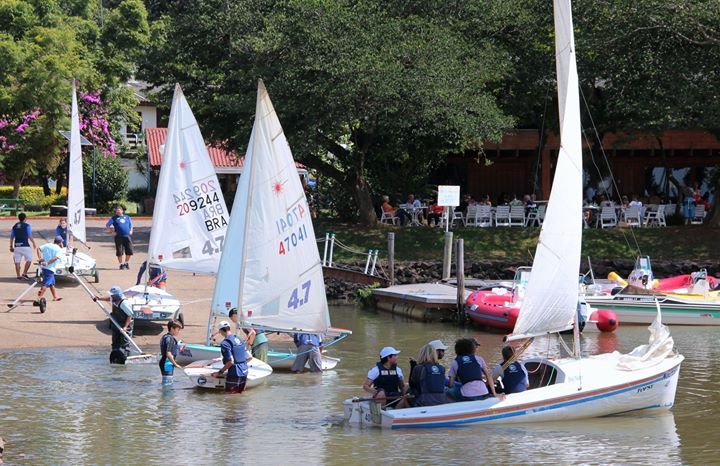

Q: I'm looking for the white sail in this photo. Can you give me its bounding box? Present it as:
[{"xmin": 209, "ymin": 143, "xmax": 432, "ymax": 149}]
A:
[
  {"xmin": 508, "ymin": 0, "xmax": 583, "ymax": 340},
  {"xmin": 67, "ymin": 81, "xmax": 86, "ymax": 244},
  {"xmin": 210, "ymin": 80, "xmax": 330, "ymax": 334},
  {"xmin": 147, "ymin": 84, "xmax": 229, "ymax": 274}
]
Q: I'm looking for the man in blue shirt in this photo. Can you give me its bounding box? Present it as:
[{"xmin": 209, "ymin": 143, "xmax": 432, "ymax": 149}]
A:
[
  {"xmin": 291, "ymin": 333, "xmax": 323, "ymax": 373},
  {"xmin": 36, "ymin": 237, "xmax": 64, "ymax": 305},
  {"xmin": 212, "ymin": 321, "xmax": 253, "ymax": 394},
  {"xmin": 105, "ymin": 205, "xmax": 133, "ymax": 270},
  {"xmin": 9, "ymin": 213, "xmax": 37, "ymax": 280}
]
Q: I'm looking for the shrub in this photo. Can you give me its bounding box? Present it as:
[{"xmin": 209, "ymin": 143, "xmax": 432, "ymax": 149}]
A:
[
  {"xmin": 0, "ymin": 186, "xmax": 68, "ymax": 208},
  {"xmin": 83, "ymin": 154, "xmax": 128, "ymax": 207}
]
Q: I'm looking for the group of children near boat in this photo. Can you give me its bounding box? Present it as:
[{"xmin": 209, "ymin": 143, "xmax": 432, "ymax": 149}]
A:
[{"xmin": 364, "ymin": 338, "xmax": 529, "ymax": 408}]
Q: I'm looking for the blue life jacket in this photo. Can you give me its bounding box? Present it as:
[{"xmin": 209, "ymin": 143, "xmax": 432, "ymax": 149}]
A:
[
  {"xmin": 12, "ymin": 222, "xmax": 30, "ymax": 246},
  {"xmin": 418, "ymin": 363, "xmax": 446, "ymax": 395},
  {"xmin": 223, "ymin": 335, "xmax": 249, "ymax": 379},
  {"xmin": 502, "ymin": 361, "xmax": 527, "ymax": 394},
  {"xmin": 373, "ymin": 362, "xmax": 401, "ymax": 394},
  {"xmin": 455, "ymin": 355, "xmax": 484, "ymax": 384},
  {"xmin": 159, "ymin": 333, "xmax": 178, "ymax": 372}
]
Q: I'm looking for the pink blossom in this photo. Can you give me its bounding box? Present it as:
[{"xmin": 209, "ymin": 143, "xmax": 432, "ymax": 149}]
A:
[{"xmin": 15, "ymin": 123, "xmax": 28, "ymax": 133}]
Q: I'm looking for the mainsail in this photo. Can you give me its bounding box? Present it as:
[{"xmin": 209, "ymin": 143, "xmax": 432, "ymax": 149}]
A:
[
  {"xmin": 147, "ymin": 84, "xmax": 229, "ymax": 274},
  {"xmin": 210, "ymin": 80, "xmax": 330, "ymax": 334},
  {"xmin": 67, "ymin": 81, "xmax": 86, "ymax": 244},
  {"xmin": 508, "ymin": 0, "xmax": 583, "ymax": 340}
]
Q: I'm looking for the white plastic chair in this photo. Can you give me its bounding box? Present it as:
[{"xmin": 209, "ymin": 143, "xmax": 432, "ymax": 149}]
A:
[
  {"xmin": 380, "ymin": 211, "xmax": 398, "ymax": 225},
  {"xmin": 691, "ymin": 205, "xmax": 705, "ymax": 224},
  {"xmin": 476, "ymin": 205, "xmax": 493, "ymax": 227},
  {"xmin": 644, "ymin": 204, "xmax": 666, "ymax": 227},
  {"xmin": 622, "ymin": 206, "xmax": 642, "ymax": 228},
  {"xmin": 599, "ymin": 206, "xmax": 617, "ymax": 228},
  {"xmin": 509, "ymin": 206, "xmax": 526, "ymax": 227},
  {"xmin": 464, "ymin": 205, "xmax": 478, "ymax": 226},
  {"xmin": 494, "ymin": 205, "xmax": 511, "ymax": 227},
  {"xmin": 451, "ymin": 210, "xmax": 465, "ymax": 227}
]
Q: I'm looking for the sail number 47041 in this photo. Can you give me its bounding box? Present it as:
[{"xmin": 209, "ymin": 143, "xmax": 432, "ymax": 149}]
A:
[
  {"xmin": 288, "ymin": 280, "xmax": 311, "ymax": 309},
  {"xmin": 278, "ymin": 224, "xmax": 308, "ymax": 255}
]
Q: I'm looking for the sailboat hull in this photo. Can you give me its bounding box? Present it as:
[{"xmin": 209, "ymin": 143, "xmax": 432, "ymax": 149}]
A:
[
  {"xmin": 53, "ymin": 249, "xmax": 97, "ymax": 280},
  {"xmin": 584, "ymin": 293, "xmax": 720, "ymax": 325},
  {"xmin": 177, "ymin": 343, "xmax": 340, "ymax": 370},
  {"xmin": 122, "ymin": 285, "xmax": 182, "ymax": 323},
  {"xmin": 344, "ymin": 354, "xmax": 683, "ymax": 428},
  {"xmin": 184, "ymin": 357, "xmax": 273, "ymax": 390}
]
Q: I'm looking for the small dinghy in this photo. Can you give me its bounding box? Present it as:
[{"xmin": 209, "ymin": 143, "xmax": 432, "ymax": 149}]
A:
[{"xmin": 184, "ymin": 357, "xmax": 273, "ymax": 390}]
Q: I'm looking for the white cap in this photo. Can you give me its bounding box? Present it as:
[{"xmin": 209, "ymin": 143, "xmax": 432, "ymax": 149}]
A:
[
  {"xmin": 109, "ymin": 286, "xmax": 124, "ymax": 297},
  {"xmin": 217, "ymin": 321, "xmax": 231, "ymax": 331},
  {"xmin": 428, "ymin": 340, "xmax": 448, "ymax": 351},
  {"xmin": 379, "ymin": 347, "xmax": 401, "ymax": 359}
]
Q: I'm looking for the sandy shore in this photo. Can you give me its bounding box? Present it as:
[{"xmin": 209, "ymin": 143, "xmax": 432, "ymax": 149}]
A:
[{"xmin": 0, "ymin": 216, "xmax": 233, "ymax": 351}]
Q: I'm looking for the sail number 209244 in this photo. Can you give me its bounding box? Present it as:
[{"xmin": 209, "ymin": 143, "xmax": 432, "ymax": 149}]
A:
[{"xmin": 278, "ymin": 224, "xmax": 308, "ymax": 255}]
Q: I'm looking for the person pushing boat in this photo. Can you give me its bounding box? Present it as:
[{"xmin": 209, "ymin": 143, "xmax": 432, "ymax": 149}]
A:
[
  {"xmin": 212, "ymin": 321, "xmax": 253, "ymax": 394},
  {"xmin": 35, "ymin": 236, "xmax": 65, "ymax": 309},
  {"xmin": 159, "ymin": 319, "xmax": 184, "ymax": 384},
  {"xmin": 94, "ymin": 286, "xmax": 134, "ymax": 364}
]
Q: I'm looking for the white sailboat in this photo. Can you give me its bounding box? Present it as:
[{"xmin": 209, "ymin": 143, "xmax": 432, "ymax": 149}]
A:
[
  {"xmin": 122, "ymin": 84, "xmax": 230, "ymax": 327},
  {"xmin": 344, "ymin": 0, "xmax": 683, "ymax": 428},
  {"xmin": 183, "ymin": 80, "xmax": 349, "ymax": 386},
  {"xmin": 56, "ymin": 81, "xmax": 98, "ymax": 282}
]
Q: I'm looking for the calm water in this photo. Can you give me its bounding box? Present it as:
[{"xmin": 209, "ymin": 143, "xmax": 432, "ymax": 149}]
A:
[{"xmin": 1, "ymin": 304, "xmax": 718, "ymax": 465}]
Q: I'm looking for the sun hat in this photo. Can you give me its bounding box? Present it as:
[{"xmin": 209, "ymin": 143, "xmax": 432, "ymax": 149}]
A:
[
  {"xmin": 217, "ymin": 320, "xmax": 232, "ymax": 331},
  {"xmin": 109, "ymin": 286, "xmax": 124, "ymax": 297},
  {"xmin": 379, "ymin": 347, "xmax": 401, "ymax": 359},
  {"xmin": 428, "ymin": 340, "xmax": 448, "ymax": 351}
]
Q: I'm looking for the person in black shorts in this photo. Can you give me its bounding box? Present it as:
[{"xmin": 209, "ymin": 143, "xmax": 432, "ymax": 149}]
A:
[{"xmin": 105, "ymin": 206, "xmax": 134, "ymax": 270}]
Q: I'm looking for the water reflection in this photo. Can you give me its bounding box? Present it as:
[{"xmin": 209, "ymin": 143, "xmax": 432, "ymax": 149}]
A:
[{"xmin": 0, "ymin": 305, "xmax": 718, "ymax": 464}]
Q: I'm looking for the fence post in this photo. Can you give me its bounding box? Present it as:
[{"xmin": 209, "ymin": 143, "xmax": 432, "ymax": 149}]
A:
[
  {"xmin": 442, "ymin": 231, "xmax": 453, "ymax": 280},
  {"xmin": 322, "ymin": 233, "xmax": 330, "ymax": 266},
  {"xmin": 456, "ymin": 239, "xmax": 465, "ymax": 320},
  {"xmin": 388, "ymin": 233, "xmax": 395, "ymax": 285},
  {"xmin": 370, "ymin": 249, "xmax": 379, "ymax": 276},
  {"xmin": 364, "ymin": 249, "xmax": 372, "ymax": 274},
  {"xmin": 328, "ymin": 233, "xmax": 336, "ymax": 268}
]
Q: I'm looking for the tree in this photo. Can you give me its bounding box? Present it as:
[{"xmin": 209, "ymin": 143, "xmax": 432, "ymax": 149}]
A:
[
  {"xmin": 0, "ymin": 0, "xmax": 149, "ymax": 193},
  {"xmin": 140, "ymin": 0, "xmax": 515, "ymax": 225}
]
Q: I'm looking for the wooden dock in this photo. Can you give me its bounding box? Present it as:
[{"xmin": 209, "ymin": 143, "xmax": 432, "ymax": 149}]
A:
[{"xmin": 372, "ymin": 283, "xmax": 472, "ymax": 322}]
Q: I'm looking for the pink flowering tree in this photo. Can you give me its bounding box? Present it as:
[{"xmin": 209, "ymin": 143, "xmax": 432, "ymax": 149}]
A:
[
  {"xmin": 0, "ymin": 110, "xmax": 43, "ymax": 193},
  {"xmin": 78, "ymin": 91, "xmax": 117, "ymax": 157}
]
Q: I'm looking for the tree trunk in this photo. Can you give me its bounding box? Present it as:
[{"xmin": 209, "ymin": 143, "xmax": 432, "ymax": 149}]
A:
[
  {"xmin": 347, "ymin": 171, "xmax": 378, "ymax": 226},
  {"xmin": 41, "ymin": 175, "xmax": 51, "ymax": 196}
]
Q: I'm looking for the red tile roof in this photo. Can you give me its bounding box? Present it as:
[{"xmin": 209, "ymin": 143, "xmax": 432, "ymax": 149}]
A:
[{"xmin": 145, "ymin": 127, "xmax": 242, "ymax": 168}]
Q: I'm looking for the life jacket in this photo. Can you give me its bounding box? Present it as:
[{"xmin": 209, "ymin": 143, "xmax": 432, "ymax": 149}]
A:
[
  {"xmin": 455, "ymin": 355, "xmax": 484, "ymax": 384},
  {"xmin": 502, "ymin": 361, "xmax": 527, "ymax": 394},
  {"xmin": 12, "ymin": 222, "xmax": 30, "ymax": 246},
  {"xmin": 224, "ymin": 335, "xmax": 249, "ymax": 378},
  {"xmin": 111, "ymin": 299, "xmax": 133, "ymax": 332},
  {"xmin": 159, "ymin": 334, "xmax": 177, "ymax": 372},
  {"xmin": 373, "ymin": 362, "xmax": 401, "ymax": 393},
  {"xmin": 418, "ymin": 363, "xmax": 446, "ymax": 395}
]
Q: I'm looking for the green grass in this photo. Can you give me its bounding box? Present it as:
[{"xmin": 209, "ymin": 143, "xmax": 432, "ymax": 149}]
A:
[{"xmin": 315, "ymin": 219, "xmax": 720, "ymax": 263}]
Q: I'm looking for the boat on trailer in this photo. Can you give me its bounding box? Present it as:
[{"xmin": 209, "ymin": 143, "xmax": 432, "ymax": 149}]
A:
[{"xmin": 344, "ymin": 0, "xmax": 682, "ymax": 428}]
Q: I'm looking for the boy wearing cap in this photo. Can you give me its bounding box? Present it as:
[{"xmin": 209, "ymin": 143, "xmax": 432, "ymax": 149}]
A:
[
  {"xmin": 95, "ymin": 286, "xmax": 134, "ymax": 363},
  {"xmin": 36, "ymin": 236, "xmax": 64, "ymax": 304},
  {"xmin": 363, "ymin": 347, "xmax": 410, "ymax": 409},
  {"xmin": 212, "ymin": 321, "xmax": 253, "ymax": 393}
]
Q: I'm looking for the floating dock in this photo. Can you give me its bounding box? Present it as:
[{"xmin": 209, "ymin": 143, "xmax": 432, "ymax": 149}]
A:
[{"xmin": 372, "ymin": 283, "xmax": 472, "ymax": 322}]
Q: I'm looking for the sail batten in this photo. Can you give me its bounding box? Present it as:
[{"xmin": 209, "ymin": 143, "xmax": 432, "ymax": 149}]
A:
[
  {"xmin": 67, "ymin": 81, "xmax": 86, "ymax": 244},
  {"xmin": 146, "ymin": 84, "xmax": 229, "ymax": 274},
  {"xmin": 210, "ymin": 79, "xmax": 330, "ymax": 334},
  {"xmin": 508, "ymin": 0, "xmax": 583, "ymax": 340}
]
